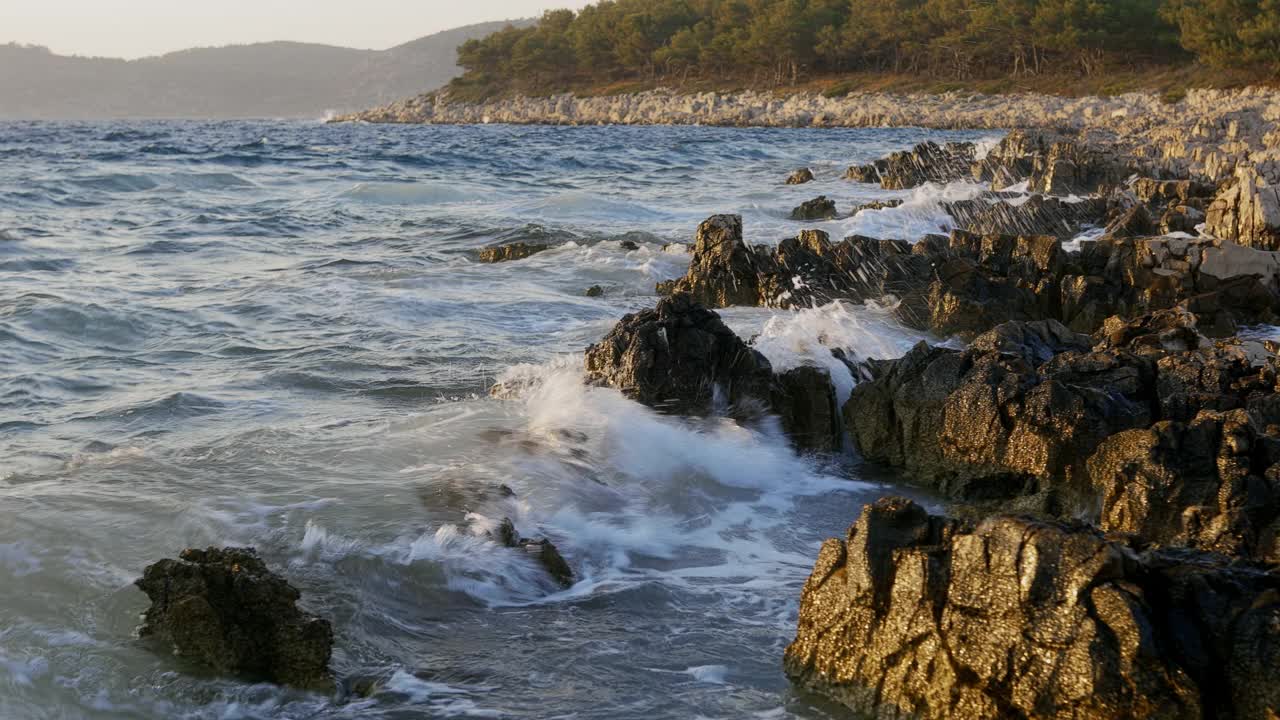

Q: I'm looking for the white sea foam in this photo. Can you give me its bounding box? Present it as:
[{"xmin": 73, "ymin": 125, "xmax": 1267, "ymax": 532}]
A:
[
  {"xmin": 747, "ymin": 300, "xmax": 922, "ymax": 406},
  {"xmin": 846, "ymin": 180, "xmax": 987, "ymax": 239}
]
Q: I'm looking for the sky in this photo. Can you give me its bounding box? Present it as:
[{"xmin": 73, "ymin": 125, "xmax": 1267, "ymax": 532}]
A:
[{"xmin": 2, "ymin": 0, "xmax": 594, "ymax": 59}]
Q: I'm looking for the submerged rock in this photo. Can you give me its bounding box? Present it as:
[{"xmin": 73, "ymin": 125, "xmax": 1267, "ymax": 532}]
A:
[
  {"xmin": 850, "ymin": 198, "xmax": 902, "ymax": 214},
  {"xmin": 584, "ymin": 285, "xmax": 604, "ymax": 297},
  {"xmin": 584, "ymin": 292, "xmax": 773, "ymax": 416},
  {"xmin": 785, "ymin": 497, "xmax": 1280, "ymax": 720},
  {"xmin": 478, "ymin": 241, "xmax": 551, "ymax": 263},
  {"xmin": 490, "ymin": 518, "xmax": 574, "ymax": 588},
  {"xmin": 789, "ymin": 195, "xmax": 837, "ymax": 221},
  {"xmin": 135, "ymin": 547, "xmax": 333, "ymax": 689},
  {"xmin": 785, "ymin": 168, "xmax": 814, "ymax": 185}
]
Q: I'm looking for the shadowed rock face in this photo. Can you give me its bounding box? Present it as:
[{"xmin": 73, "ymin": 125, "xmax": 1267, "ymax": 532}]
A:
[
  {"xmin": 584, "ymin": 294, "xmax": 843, "ymax": 452},
  {"xmin": 478, "ymin": 241, "xmax": 551, "ymax": 263},
  {"xmin": 785, "ymin": 497, "xmax": 1280, "ymax": 720},
  {"xmin": 771, "ymin": 366, "xmax": 842, "ymax": 453},
  {"xmin": 656, "ymin": 215, "xmax": 765, "ymax": 308},
  {"xmin": 583, "ymin": 292, "xmax": 774, "ymax": 417},
  {"xmin": 135, "ymin": 547, "xmax": 333, "ymax": 689},
  {"xmin": 976, "ymin": 129, "xmax": 1133, "ymax": 195}
]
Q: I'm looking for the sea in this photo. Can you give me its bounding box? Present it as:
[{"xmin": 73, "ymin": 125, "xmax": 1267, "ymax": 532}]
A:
[{"xmin": 0, "ymin": 120, "xmax": 997, "ymax": 719}]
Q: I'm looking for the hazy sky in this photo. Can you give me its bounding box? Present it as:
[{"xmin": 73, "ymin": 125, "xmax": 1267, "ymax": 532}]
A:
[{"xmin": 4, "ymin": 0, "xmax": 593, "ymax": 59}]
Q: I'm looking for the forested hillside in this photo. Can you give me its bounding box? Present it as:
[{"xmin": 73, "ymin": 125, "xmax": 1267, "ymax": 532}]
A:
[
  {"xmin": 449, "ymin": 0, "xmax": 1280, "ymax": 99},
  {"xmin": 0, "ymin": 20, "xmax": 527, "ymax": 119}
]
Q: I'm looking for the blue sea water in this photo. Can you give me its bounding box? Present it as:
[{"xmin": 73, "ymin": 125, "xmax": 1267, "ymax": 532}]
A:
[{"xmin": 0, "ymin": 120, "xmax": 993, "ymax": 719}]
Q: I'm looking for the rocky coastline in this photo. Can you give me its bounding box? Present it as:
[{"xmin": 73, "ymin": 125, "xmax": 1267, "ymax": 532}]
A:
[
  {"xmin": 129, "ymin": 90, "xmax": 1280, "ymax": 717},
  {"xmin": 570, "ymin": 100, "xmax": 1280, "ymax": 717}
]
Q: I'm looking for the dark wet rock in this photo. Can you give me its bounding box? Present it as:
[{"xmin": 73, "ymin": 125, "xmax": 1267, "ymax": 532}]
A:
[
  {"xmin": 584, "ymin": 285, "xmax": 604, "ymax": 298},
  {"xmin": 926, "ymin": 231, "xmax": 1067, "ymax": 338},
  {"xmin": 769, "ymin": 365, "xmax": 842, "ymax": 453},
  {"xmin": 943, "ymin": 194, "xmax": 1108, "ymax": 239},
  {"xmin": 845, "ymin": 141, "xmax": 976, "ymax": 189},
  {"xmin": 135, "ymin": 547, "xmax": 333, "ymax": 689},
  {"xmin": 584, "ymin": 292, "xmax": 773, "ymax": 416},
  {"xmin": 659, "ymin": 211, "xmax": 1280, "ymax": 340},
  {"xmin": 619, "ymin": 240, "xmax": 640, "ymax": 251},
  {"xmin": 790, "ymin": 195, "xmax": 837, "ymax": 221},
  {"xmin": 785, "ymin": 168, "xmax": 815, "ymax": 185},
  {"xmin": 785, "ymin": 496, "xmax": 1280, "ymax": 720},
  {"xmin": 850, "ymin": 198, "xmax": 902, "ymax": 214},
  {"xmin": 656, "ymin": 214, "xmax": 764, "ymax": 308},
  {"xmin": 658, "ymin": 215, "xmax": 935, "ymax": 315},
  {"xmin": 489, "ymin": 519, "xmax": 574, "ymax": 588},
  {"xmin": 478, "ymin": 241, "xmax": 551, "ymax": 263}
]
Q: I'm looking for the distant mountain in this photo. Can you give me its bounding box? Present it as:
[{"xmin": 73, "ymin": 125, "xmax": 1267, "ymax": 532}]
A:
[{"xmin": 0, "ymin": 20, "xmax": 529, "ymax": 120}]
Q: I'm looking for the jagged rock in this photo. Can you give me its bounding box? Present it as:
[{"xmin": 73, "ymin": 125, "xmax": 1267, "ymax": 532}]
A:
[
  {"xmin": 659, "ymin": 212, "xmax": 1280, "ymax": 340},
  {"xmin": 845, "ymin": 141, "xmax": 976, "ymax": 189},
  {"xmin": 1134, "ymin": 178, "xmax": 1215, "ymax": 206},
  {"xmin": 490, "ymin": 518, "xmax": 574, "ymax": 588},
  {"xmin": 790, "ymin": 195, "xmax": 837, "ymax": 221},
  {"xmin": 656, "ymin": 214, "xmax": 763, "ymax": 307},
  {"xmin": 478, "ymin": 241, "xmax": 551, "ymax": 263},
  {"xmin": 785, "ymin": 497, "xmax": 1280, "ymax": 720},
  {"xmin": 845, "ymin": 319, "xmax": 1147, "ymax": 509},
  {"xmin": 850, "ymin": 198, "xmax": 902, "ymax": 214},
  {"xmin": 584, "ymin": 285, "xmax": 604, "ymax": 297},
  {"xmin": 1089, "ymin": 410, "xmax": 1280, "ymax": 562},
  {"xmin": 135, "ymin": 547, "xmax": 333, "ymax": 689},
  {"xmin": 1206, "ymin": 167, "xmax": 1280, "ymax": 250},
  {"xmin": 584, "ymin": 293, "xmax": 773, "ymax": 416},
  {"xmin": 769, "ymin": 366, "xmax": 842, "ymax": 453},
  {"xmin": 976, "ymin": 129, "xmax": 1131, "ymax": 195},
  {"xmin": 785, "ymin": 168, "xmax": 814, "ymax": 185},
  {"xmin": 1106, "ymin": 203, "xmax": 1158, "ymax": 238},
  {"xmin": 943, "ymin": 194, "xmax": 1108, "ymax": 239}
]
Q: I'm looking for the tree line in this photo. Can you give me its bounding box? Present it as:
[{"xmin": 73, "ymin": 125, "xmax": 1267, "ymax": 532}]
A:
[{"xmin": 449, "ymin": 0, "xmax": 1279, "ymax": 97}]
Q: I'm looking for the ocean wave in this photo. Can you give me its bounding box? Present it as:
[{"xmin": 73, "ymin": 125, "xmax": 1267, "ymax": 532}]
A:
[{"xmin": 340, "ymin": 182, "xmax": 475, "ymax": 205}]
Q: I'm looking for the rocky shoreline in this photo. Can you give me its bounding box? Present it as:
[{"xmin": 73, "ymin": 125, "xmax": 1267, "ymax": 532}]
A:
[
  {"xmin": 570, "ymin": 110, "xmax": 1280, "ymax": 717},
  {"xmin": 129, "ymin": 92, "xmax": 1280, "ymax": 717}
]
